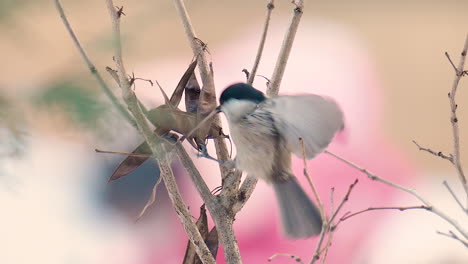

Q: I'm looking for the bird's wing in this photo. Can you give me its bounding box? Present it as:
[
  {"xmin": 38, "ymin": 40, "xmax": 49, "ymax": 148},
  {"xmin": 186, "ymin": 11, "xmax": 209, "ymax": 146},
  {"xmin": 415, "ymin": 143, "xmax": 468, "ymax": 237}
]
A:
[{"xmin": 266, "ymin": 95, "xmax": 344, "ymax": 159}]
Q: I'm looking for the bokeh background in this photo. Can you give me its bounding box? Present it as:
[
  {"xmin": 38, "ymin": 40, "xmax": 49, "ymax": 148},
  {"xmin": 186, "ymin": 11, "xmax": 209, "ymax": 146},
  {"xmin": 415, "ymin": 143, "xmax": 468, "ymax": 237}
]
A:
[{"xmin": 1, "ymin": 0, "xmax": 467, "ymax": 263}]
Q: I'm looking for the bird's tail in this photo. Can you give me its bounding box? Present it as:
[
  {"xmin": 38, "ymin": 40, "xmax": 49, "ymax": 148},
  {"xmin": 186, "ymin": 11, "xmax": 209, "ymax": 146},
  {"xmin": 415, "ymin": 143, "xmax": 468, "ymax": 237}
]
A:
[{"xmin": 273, "ymin": 177, "xmax": 322, "ymax": 238}]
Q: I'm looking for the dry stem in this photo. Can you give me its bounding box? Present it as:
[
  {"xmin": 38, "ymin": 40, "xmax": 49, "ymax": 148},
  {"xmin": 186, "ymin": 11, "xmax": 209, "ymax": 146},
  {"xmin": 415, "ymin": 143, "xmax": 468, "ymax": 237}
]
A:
[
  {"xmin": 268, "ymin": 0, "xmax": 304, "ymax": 96},
  {"xmin": 54, "ymin": 0, "xmax": 135, "ymax": 126},
  {"xmin": 247, "ymin": 0, "xmax": 275, "ymax": 85},
  {"xmin": 324, "ymin": 150, "xmax": 468, "ymax": 240},
  {"xmin": 446, "ymin": 34, "xmax": 468, "ymax": 205}
]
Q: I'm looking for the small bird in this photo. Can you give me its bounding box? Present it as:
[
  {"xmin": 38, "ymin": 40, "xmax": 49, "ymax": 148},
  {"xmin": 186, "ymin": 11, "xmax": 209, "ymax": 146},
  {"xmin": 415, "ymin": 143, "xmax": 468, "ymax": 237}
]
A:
[{"xmin": 218, "ymin": 83, "xmax": 344, "ymax": 238}]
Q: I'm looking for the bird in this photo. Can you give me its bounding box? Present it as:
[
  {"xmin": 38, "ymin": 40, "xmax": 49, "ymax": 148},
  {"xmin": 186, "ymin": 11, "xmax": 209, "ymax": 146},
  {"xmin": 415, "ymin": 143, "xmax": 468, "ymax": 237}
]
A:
[{"xmin": 218, "ymin": 82, "xmax": 344, "ymax": 238}]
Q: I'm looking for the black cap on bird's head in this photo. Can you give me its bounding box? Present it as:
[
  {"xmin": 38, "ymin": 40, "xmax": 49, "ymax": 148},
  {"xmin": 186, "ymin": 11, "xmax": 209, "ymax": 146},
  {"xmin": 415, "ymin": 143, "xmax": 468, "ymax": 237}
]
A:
[{"xmin": 219, "ymin": 83, "xmax": 266, "ymax": 106}]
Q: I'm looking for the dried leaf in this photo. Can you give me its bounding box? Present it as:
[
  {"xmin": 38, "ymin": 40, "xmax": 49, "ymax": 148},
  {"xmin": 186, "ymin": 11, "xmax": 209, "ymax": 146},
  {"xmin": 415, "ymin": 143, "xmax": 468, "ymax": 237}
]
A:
[
  {"xmin": 157, "ymin": 82, "xmax": 171, "ymax": 106},
  {"xmin": 205, "ymin": 227, "xmax": 219, "ymax": 259},
  {"xmin": 170, "ymin": 59, "xmax": 198, "ymax": 107},
  {"xmin": 135, "ymin": 174, "xmax": 162, "ymax": 221},
  {"xmin": 109, "ymin": 142, "xmax": 151, "ymax": 182},
  {"xmin": 185, "ymin": 72, "xmax": 201, "ymax": 113},
  {"xmin": 108, "ymin": 107, "xmax": 223, "ymax": 181},
  {"xmin": 146, "ymin": 106, "xmax": 222, "ymax": 141},
  {"xmin": 182, "ymin": 205, "xmax": 209, "ymax": 264}
]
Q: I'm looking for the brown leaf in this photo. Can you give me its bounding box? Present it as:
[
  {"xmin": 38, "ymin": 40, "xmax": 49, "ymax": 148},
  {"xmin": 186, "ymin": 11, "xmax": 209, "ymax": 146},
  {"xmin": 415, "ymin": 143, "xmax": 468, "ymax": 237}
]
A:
[
  {"xmin": 182, "ymin": 205, "xmax": 209, "ymax": 264},
  {"xmin": 185, "ymin": 72, "xmax": 201, "ymax": 113},
  {"xmin": 108, "ymin": 142, "xmax": 151, "ymax": 182},
  {"xmin": 108, "ymin": 107, "xmax": 223, "ymax": 181},
  {"xmin": 146, "ymin": 106, "xmax": 222, "ymax": 142},
  {"xmin": 205, "ymin": 227, "xmax": 219, "ymax": 259},
  {"xmin": 171, "ymin": 59, "xmax": 198, "ymax": 107},
  {"xmin": 135, "ymin": 174, "xmax": 162, "ymax": 221}
]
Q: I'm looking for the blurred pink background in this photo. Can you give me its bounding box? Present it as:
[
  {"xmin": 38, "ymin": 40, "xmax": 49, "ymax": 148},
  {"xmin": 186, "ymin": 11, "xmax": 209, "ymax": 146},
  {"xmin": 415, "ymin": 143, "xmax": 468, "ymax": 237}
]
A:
[{"xmin": 0, "ymin": 1, "xmax": 467, "ymax": 263}]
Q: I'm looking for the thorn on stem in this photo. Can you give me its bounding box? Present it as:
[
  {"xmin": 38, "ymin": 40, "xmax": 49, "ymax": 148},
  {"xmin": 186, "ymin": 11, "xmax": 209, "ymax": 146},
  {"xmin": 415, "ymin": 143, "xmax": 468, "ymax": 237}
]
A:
[{"xmin": 242, "ymin": 69, "xmax": 250, "ymax": 80}]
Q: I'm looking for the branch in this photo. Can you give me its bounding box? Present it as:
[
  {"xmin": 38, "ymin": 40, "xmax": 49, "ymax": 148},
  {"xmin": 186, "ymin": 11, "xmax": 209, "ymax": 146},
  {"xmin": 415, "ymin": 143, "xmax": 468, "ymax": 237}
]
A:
[
  {"xmin": 104, "ymin": 1, "xmax": 215, "ymax": 263},
  {"xmin": 236, "ymin": 0, "xmax": 306, "ymax": 215},
  {"xmin": 300, "ymin": 138, "xmax": 325, "ymax": 221},
  {"xmin": 54, "ymin": 0, "xmax": 135, "ymax": 126},
  {"xmin": 174, "ymin": 142, "xmax": 217, "ymax": 209},
  {"xmin": 437, "ymin": 230, "xmax": 468, "ymax": 248},
  {"xmin": 412, "ymin": 140, "xmax": 453, "ymax": 163},
  {"xmin": 247, "ymin": 0, "xmax": 275, "ymax": 85},
  {"xmin": 310, "ymin": 179, "xmax": 358, "ymax": 264},
  {"xmin": 443, "ymin": 180, "xmax": 467, "ymax": 213},
  {"xmin": 158, "ymin": 157, "xmax": 217, "ymax": 264},
  {"xmin": 446, "ymin": 34, "xmax": 468, "ymax": 205},
  {"xmin": 338, "ymin": 205, "xmax": 430, "ymax": 223},
  {"xmin": 173, "ymin": 1, "xmax": 241, "ymax": 263},
  {"xmin": 324, "ymin": 150, "xmax": 468, "ymax": 240},
  {"xmin": 267, "ymin": 0, "xmax": 304, "ymax": 96}
]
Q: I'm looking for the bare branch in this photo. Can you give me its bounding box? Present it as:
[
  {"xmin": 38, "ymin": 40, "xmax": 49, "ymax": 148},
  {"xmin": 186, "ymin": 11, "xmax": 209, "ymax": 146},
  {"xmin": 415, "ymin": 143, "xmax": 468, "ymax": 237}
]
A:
[
  {"xmin": 324, "ymin": 150, "xmax": 468, "ymax": 240},
  {"xmin": 310, "ymin": 229, "xmax": 327, "ymax": 264},
  {"xmin": 447, "ymin": 34, "xmax": 468, "ymax": 205},
  {"xmin": 443, "ymin": 180, "xmax": 467, "ymax": 213},
  {"xmin": 158, "ymin": 157, "xmax": 217, "ymax": 264},
  {"xmin": 236, "ymin": 0, "xmax": 305, "ymax": 217},
  {"xmin": 412, "ymin": 140, "xmax": 453, "ymax": 163},
  {"xmin": 437, "ymin": 230, "xmax": 468, "ymax": 248},
  {"xmin": 54, "ymin": 0, "xmax": 135, "ymax": 126},
  {"xmin": 173, "ymin": 1, "xmax": 242, "ymax": 262},
  {"xmin": 232, "ymin": 175, "xmax": 258, "ymax": 214},
  {"xmin": 247, "ymin": 0, "xmax": 275, "ymax": 85},
  {"xmin": 268, "ymin": 0, "xmax": 304, "ymax": 96},
  {"xmin": 310, "ymin": 179, "xmax": 358, "ymax": 264},
  {"xmin": 328, "ymin": 179, "xmax": 359, "ymax": 224},
  {"xmin": 300, "ymin": 138, "xmax": 325, "ymax": 221},
  {"xmin": 174, "ymin": 142, "xmax": 216, "ymax": 209},
  {"xmin": 103, "ymin": 1, "xmax": 215, "ymax": 262},
  {"xmin": 445, "ymin": 52, "xmax": 459, "ymax": 74},
  {"xmin": 338, "ymin": 205, "xmax": 430, "ymax": 223}
]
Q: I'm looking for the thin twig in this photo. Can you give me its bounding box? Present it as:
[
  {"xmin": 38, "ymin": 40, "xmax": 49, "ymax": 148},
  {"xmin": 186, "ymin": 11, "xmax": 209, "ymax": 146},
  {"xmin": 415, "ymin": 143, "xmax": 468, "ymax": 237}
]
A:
[
  {"xmin": 310, "ymin": 179, "xmax": 358, "ymax": 264},
  {"xmin": 268, "ymin": 0, "xmax": 304, "ymax": 96},
  {"xmin": 95, "ymin": 148, "xmax": 151, "ymax": 157},
  {"xmin": 324, "ymin": 150, "xmax": 468, "ymax": 240},
  {"xmin": 443, "ymin": 180, "xmax": 467, "ymax": 213},
  {"xmin": 310, "ymin": 229, "xmax": 327, "ymax": 264},
  {"xmin": 174, "ymin": 142, "xmax": 216, "ymax": 209},
  {"xmin": 54, "ymin": 0, "xmax": 135, "ymax": 126},
  {"xmin": 268, "ymin": 253, "xmax": 304, "ymax": 264},
  {"xmin": 300, "ymin": 138, "xmax": 325, "ymax": 221},
  {"xmin": 158, "ymin": 157, "xmax": 217, "ymax": 264},
  {"xmin": 328, "ymin": 179, "xmax": 359, "ymax": 224},
  {"xmin": 247, "ymin": 0, "xmax": 275, "ymax": 85},
  {"xmin": 443, "ymin": 181, "xmax": 468, "ymax": 214},
  {"xmin": 236, "ymin": 0, "xmax": 304, "ymax": 216},
  {"xmin": 338, "ymin": 205, "xmax": 430, "ymax": 222},
  {"xmin": 446, "ymin": 34, "xmax": 468, "ymax": 206},
  {"xmin": 412, "ymin": 140, "xmax": 453, "ymax": 163},
  {"xmin": 437, "ymin": 230, "xmax": 468, "ymax": 248}
]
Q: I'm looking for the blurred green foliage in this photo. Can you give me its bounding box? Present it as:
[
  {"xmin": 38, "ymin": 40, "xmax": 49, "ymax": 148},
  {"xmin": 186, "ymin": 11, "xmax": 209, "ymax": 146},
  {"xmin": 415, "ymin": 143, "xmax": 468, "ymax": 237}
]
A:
[
  {"xmin": 0, "ymin": 0, "xmax": 26, "ymax": 20},
  {"xmin": 33, "ymin": 81, "xmax": 108, "ymax": 129}
]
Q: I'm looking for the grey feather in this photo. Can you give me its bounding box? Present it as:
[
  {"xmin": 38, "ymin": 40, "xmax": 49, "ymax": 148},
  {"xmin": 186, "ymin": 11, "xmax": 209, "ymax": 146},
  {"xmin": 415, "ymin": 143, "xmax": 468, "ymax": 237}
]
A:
[
  {"xmin": 273, "ymin": 177, "xmax": 322, "ymax": 238},
  {"xmin": 267, "ymin": 95, "xmax": 344, "ymax": 159}
]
